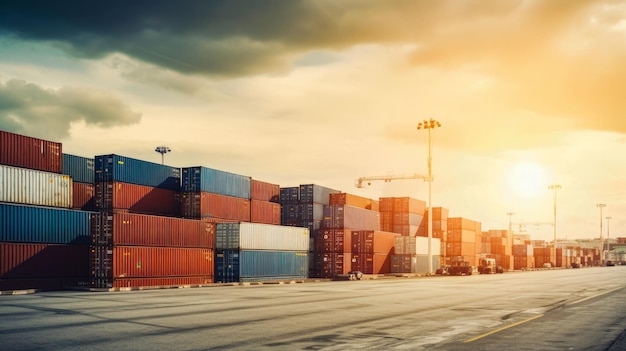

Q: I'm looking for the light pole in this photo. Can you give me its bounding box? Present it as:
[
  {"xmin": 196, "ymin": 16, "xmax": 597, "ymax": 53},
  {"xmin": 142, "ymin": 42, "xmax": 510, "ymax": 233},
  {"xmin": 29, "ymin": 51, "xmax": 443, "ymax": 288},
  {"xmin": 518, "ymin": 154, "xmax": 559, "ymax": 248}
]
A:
[
  {"xmin": 417, "ymin": 118, "xmax": 442, "ymax": 275},
  {"xmin": 548, "ymin": 185, "xmax": 561, "ymax": 266},
  {"xmin": 155, "ymin": 146, "xmax": 171, "ymax": 164},
  {"xmin": 597, "ymin": 203, "xmax": 606, "ymax": 265},
  {"xmin": 606, "ymin": 216, "xmax": 612, "ymax": 262},
  {"xmin": 506, "ymin": 212, "xmax": 516, "ymax": 238}
]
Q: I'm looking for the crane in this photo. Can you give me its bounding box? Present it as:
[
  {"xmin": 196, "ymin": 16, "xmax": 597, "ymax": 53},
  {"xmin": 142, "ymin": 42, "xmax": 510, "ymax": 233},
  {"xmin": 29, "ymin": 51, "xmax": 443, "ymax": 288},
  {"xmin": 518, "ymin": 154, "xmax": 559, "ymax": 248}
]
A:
[
  {"xmin": 354, "ymin": 173, "xmax": 429, "ymax": 188},
  {"xmin": 514, "ymin": 221, "xmax": 554, "ymax": 233}
]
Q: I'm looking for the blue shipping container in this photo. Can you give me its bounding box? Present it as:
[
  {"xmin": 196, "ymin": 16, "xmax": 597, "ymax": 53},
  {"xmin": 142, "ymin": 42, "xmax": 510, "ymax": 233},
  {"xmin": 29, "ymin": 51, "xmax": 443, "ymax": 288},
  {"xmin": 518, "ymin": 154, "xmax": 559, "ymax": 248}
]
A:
[
  {"xmin": 94, "ymin": 154, "xmax": 180, "ymax": 191},
  {"xmin": 299, "ymin": 184, "xmax": 339, "ymax": 204},
  {"xmin": 0, "ymin": 203, "xmax": 92, "ymax": 244},
  {"xmin": 214, "ymin": 249, "xmax": 308, "ymax": 283},
  {"xmin": 181, "ymin": 166, "xmax": 250, "ymax": 199},
  {"xmin": 62, "ymin": 153, "xmax": 95, "ymax": 184}
]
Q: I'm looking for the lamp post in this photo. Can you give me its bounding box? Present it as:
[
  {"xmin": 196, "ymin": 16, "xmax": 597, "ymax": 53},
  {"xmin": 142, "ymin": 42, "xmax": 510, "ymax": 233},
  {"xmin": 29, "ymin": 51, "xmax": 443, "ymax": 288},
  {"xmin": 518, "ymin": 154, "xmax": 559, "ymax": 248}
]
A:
[
  {"xmin": 506, "ymin": 212, "xmax": 516, "ymax": 238},
  {"xmin": 417, "ymin": 118, "xmax": 442, "ymax": 274},
  {"xmin": 548, "ymin": 185, "xmax": 561, "ymax": 266},
  {"xmin": 606, "ymin": 216, "xmax": 612, "ymax": 262},
  {"xmin": 596, "ymin": 203, "xmax": 606, "ymax": 265},
  {"xmin": 155, "ymin": 146, "xmax": 171, "ymax": 164}
]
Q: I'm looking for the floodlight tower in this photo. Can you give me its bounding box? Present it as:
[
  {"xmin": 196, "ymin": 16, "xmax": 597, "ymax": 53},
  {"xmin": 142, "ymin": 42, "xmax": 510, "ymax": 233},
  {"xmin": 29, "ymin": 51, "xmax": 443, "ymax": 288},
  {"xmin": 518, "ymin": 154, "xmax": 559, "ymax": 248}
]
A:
[
  {"xmin": 597, "ymin": 203, "xmax": 606, "ymax": 265},
  {"xmin": 155, "ymin": 146, "xmax": 171, "ymax": 164},
  {"xmin": 417, "ymin": 118, "xmax": 442, "ymax": 275},
  {"xmin": 548, "ymin": 184, "xmax": 561, "ymax": 266}
]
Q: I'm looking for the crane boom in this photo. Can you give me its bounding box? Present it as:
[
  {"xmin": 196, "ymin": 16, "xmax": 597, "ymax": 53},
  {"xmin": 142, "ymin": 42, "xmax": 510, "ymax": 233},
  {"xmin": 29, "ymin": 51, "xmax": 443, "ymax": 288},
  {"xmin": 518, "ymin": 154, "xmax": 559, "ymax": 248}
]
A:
[{"xmin": 355, "ymin": 173, "xmax": 429, "ymax": 188}]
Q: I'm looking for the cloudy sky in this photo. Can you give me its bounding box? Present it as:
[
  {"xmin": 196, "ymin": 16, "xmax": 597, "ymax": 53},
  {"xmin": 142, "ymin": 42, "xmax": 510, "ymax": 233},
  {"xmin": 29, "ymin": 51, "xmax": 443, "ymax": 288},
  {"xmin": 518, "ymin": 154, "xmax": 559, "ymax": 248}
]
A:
[{"xmin": 1, "ymin": 0, "xmax": 625, "ymax": 242}]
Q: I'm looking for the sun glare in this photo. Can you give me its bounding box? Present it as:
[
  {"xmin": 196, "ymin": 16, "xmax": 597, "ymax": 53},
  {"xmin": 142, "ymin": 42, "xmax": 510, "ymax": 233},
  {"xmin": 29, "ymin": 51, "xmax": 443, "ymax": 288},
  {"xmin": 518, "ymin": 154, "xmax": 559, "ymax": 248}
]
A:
[{"xmin": 507, "ymin": 162, "xmax": 546, "ymax": 198}]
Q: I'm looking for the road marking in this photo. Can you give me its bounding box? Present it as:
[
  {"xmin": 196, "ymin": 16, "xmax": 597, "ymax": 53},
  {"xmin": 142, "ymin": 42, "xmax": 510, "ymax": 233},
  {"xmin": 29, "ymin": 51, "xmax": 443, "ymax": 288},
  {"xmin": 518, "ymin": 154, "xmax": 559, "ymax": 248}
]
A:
[
  {"xmin": 464, "ymin": 314, "xmax": 544, "ymax": 343},
  {"xmin": 569, "ymin": 286, "xmax": 624, "ymax": 306}
]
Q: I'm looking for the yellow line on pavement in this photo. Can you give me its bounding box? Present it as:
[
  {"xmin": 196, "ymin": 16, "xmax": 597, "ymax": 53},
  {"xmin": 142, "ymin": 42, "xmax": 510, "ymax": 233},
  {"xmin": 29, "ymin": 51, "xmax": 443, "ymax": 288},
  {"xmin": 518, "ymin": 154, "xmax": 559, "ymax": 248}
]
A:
[{"xmin": 464, "ymin": 314, "xmax": 544, "ymax": 343}]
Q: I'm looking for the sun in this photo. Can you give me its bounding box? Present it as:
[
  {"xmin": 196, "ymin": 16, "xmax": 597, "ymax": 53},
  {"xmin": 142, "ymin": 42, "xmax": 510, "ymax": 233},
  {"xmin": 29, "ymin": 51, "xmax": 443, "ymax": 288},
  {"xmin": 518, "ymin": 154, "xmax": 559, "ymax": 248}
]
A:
[{"xmin": 507, "ymin": 162, "xmax": 547, "ymax": 198}]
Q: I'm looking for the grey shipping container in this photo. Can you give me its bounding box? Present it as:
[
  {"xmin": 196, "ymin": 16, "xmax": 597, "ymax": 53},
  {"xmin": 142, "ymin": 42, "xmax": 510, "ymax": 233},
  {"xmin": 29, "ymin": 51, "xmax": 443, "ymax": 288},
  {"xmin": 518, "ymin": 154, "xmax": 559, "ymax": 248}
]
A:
[
  {"xmin": 216, "ymin": 222, "xmax": 309, "ymax": 251},
  {"xmin": 299, "ymin": 184, "xmax": 340, "ymax": 204},
  {"xmin": 0, "ymin": 164, "xmax": 73, "ymax": 208},
  {"xmin": 62, "ymin": 153, "xmax": 95, "ymax": 184}
]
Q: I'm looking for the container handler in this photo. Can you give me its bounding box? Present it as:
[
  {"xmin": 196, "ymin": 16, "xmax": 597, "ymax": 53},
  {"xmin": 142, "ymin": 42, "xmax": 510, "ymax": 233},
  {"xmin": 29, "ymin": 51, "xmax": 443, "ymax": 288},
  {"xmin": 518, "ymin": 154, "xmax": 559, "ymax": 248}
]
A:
[
  {"xmin": 478, "ymin": 257, "xmax": 504, "ymax": 274},
  {"xmin": 448, "ymin": 256, "xmax": 473, "ymax": 276}
]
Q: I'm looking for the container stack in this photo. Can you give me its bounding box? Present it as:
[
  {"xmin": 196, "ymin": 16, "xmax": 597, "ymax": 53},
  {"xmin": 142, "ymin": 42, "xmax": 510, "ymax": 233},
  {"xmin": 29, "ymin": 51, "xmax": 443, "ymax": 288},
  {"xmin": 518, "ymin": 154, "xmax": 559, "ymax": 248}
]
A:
[
  {"xmin": 513, "ymin": 244, "xmax": 534, "ymax": 270},
  {"xmin": 533, "ymin": 246, "xmax": 554, "ymax": 267},
  {"xmin": 1, "ymin": 131, "xmax": 92, "ymax": 291},
  {"xmin": 63, "ymin": 153, "xmax": 95, "ymax": 211},
  {"xmin": 391, "ymin": 236, "xmax": 441, "ymax": 273},
  {"xmin": 379, "ymin": 197, "xmax": 425, "ymax": 236},
  {"xmin": 350, "ymin": 230, "xmax": 398, "ymax": 274},
  {"xmin": 250, "ymin": 179, "xmax": 281, "ymax": 225},
  {"xmin": 313, "ymin": 193, "xmax": 380, "ymax": 278},
  {"xmin": 556, "ymin": 248, "xmax": 571, "ymax": 268},
  {"xmin": 446, "ymin": 217, "xmax": 482, "ymax": 267},
  {"xmin": 481, "ymin": 230, "xmax": 513, "ymax": 270},
  {"xmin": 90, "ymin": 155, "xmax": 217, "ymax": 289},
  {"xmin": 180, "ymin": 166, "xmax": 251, "ymax": 222},
  {"xmin": 214, "ymin": 222, "xmax": 309, "ymax": 282}
]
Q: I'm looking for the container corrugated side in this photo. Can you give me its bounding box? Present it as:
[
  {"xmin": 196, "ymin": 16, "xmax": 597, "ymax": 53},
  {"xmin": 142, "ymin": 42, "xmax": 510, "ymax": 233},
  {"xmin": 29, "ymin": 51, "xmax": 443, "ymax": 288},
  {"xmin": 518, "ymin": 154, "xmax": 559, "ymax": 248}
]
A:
[
  {"xmin": 299, "ymin": 184, "xmax": 339, "ymax": 204},
  {"xmin": 351, "ymin": 230, "xmax": 398, "ymax": 255},
  {"xmin": 215, "ymin": 222, "xmax": 309, "ymax": 251},
  {"xmin": 215, "ymin": 249, "xmax": 308, "ymax": 282},
  {"xmin": 322, "ymin": 204, "xmax": 380, "ymax": 230},
  {"xmin": 94, "ymin": 154, "xmax": 180, "ymax": 191},
  {"xmin": 394, "ymin": 236, "xmax": 441, "ymax": 255},
  {"xmin": 0, "ymin": 130, "xmax": 62, "ymax": 173},
  {"xmin": 90, "ymin": 211, "xmax": 215, "ymax": 248},
  {"xmin": 112, "ymin": 276, "xmax": 214, "ymax": 289},
  {"xmin": 315, "ymin": 228, "xmax": 353, "ymax": 253},
  {"xmin": 312, "ymin": 252, "xmax": 350, "ymax": 277},
  {"xmin": 181, "ymin": 192, "xmax": 250, "ymax": 221},
  {"xmin": 0, "ymin": 203, "xmax": 91, "ymax": 244},
  {"xmin": 251, "ymin": 179, "xmax": 280, "ymax": 202},
  {"xmin": 279, "ymin": 187, "xmax": 299, "ymax": 203},
  {"xmin": 95, "ymin": 181, "xmax": 181, "ymax": 217},
  {"xmin": 181, "ymin": 166, "xmax": 250, "ymax": 199},
  {"xmin": 62, "ymin": 153, "xmax": 95, "ymax": 184},
  {"xmin": 250, "ymin": 200, "xmax": 280, "ymax": 225},
  {"xmin": 0, "ymin": 164, "xmax": 73, "ymax": 208},
  {"xmin": 72, "ymin": 182, "xmax": 95, "ymax": 211},
  {"xmin": 0, "ymin": 242, "xmax": 89, "ymax": 278}
]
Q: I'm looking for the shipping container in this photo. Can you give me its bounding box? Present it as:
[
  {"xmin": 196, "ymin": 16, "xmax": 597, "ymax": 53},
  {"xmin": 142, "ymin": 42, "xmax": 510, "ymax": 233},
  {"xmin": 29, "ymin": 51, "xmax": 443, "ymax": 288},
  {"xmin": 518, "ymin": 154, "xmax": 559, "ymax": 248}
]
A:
[
  {"xmin": 181, "ymin": 166, "xmax": 250, "ymax": 199},
  {"xmin": 448, "ymin": 217, "xmax": 481, "ymax": 231},
  {"xmin": 95, "ymin": 154, "xmax": 180, "ymax": 191},
  {"xmin": 329, "ymin": 193, "xmax": 379, "ymax": 211},
  {"xmin": 0, "ymin": 164, "xmax": 73, "ymax": 208},
  {"xmin": 250, "ymin": 200, "xmax": 281, "ymax": 225},
  {"xmin": 299, "ymin": 184, "xmax": 340, "ymax": 204},
  {"xmin": 215, "ymin": 249, "xmax": 308, "ymax": 282},
  {"xmin": 90, "ymin": 211, "xmax": 215, "ymax": 248},
  {"xmin": 279, "ymin": 186, "xmax": 299, "ymax": 203},
  {"xmin": 351, "ymin": 230, "xmax": 398, "ymax": 255},
  {"xmin": 448, "ymin": 229, "xmax": 477, "ymax": 243},
  {"xmin": 394, "ymin": 236, "xmax": 441, "ymax": 255},
  {"xmin": 322, "ymin": 204, "xmax": 380, "ymax": 230},
  {"xmin": 215, "ymin": 222, "xmax": 309, "ymax": 251},
  {"xmin": 62, "ymin": 153, "xmax": 95, "ymax": 184},
  {"xmin": 95, "ymin": 181, "xmax": 181, "ymax": 217},
  {"xmin": 392, "ymin": 197, "xmax": 426, "ymax": 214},
  {"xmin": 0, "ymin": 130, "xmax": 62, "ymax": 173},
  {"xmin": 0, "ymin": 242, "xmax": 90, "ymax": 278},
  {"xmin": 112, "ymin": 276, "xmax": 214, "ymax": 289},
  {"xmin": 181, "ymin": 192, "xmax": 250, "ymax": 221},
  {"xmin": 314, "ymin": 228, "xmax": 353, "ymax": 253},
  {"xmin": 72, "ymin": 182, "xmax": 95, "ymax": 211},
  {"xmin": 251, "ymin": 179, "xmax": 280, "ymax": 202},
  {"xmin": 90, "ymin": 246, "xmax": 214, "ymax": 288},
  {"xmin": 312, "ymin": 252, "xmax": 351, "ymax": 277},
  {"xmin": 391, "ymin": 254, "xmax": 441, "ymax": 274},
  {"xmin": 350, "ymin": 252, "xmax": 391, "ymax": 274},
  {"xmin": 0, "ymin": 203, "xmax": 91, "ymax": 244}
]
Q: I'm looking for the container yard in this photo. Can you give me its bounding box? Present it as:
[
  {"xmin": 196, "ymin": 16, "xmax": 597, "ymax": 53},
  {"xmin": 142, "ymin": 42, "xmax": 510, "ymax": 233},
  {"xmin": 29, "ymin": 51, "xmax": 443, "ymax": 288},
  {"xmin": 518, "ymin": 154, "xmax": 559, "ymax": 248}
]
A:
[{"xmin": 0, "ymin": 129, "xmax": 611, "ymax": 292}]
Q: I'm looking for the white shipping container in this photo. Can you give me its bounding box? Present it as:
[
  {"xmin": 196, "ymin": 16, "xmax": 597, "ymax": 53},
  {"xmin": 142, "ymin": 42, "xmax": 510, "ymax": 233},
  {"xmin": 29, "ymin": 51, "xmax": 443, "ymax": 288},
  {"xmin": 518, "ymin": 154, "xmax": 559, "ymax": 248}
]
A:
[
  {"xmin": 216, "ymin": 222, "xmax": 310, "ymax": 251},
  {"xmin": 0, "ymin": 164, "xmax": 73, "ymax": 208},
  {"xmin": 394, "ymin": 236, "xmax": 441, "ymax": 255}
]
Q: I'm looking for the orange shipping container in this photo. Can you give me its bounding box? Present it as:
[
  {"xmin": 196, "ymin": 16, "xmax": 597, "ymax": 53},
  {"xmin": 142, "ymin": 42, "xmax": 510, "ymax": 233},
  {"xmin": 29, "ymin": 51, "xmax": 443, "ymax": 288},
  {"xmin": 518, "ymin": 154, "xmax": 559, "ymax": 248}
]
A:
[
  {"xmin": 250, "ymin": 200, "xmax": 281, "ymax": 225},
  {"xmin": 181, "ymin": 192, "xmax": 251, "ymax": 221},
  {"xmin": 329, "ymin": 193, "xmax": 379, "ymax": 211},
  {"xmin": 351, "ymin": 230, "xmax": 398, "ymax": 255},
  {"xmin": 350, "ymin": 253, "xmax": 391, "ymax": 274},
  {"xmin": 250, "ymin": 179, "xmax": 280, "ymax": 202}
]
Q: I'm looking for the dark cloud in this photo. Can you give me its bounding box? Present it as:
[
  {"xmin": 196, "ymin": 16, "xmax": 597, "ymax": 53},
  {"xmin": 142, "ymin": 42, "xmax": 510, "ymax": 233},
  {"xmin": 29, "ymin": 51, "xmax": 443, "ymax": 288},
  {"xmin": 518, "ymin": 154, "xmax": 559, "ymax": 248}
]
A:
[{"xmin": 0, "ymin": 79, "xmax": 141, "ymax": 139}]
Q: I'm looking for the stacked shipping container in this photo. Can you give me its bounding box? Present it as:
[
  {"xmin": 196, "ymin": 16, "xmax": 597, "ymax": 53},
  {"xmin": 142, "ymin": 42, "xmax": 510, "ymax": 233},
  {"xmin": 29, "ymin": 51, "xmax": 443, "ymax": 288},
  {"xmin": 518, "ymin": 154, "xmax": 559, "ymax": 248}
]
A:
[
  {"xmin": 63, "ymin": 153, "xmax": 95, "ymax": 211},
  {"xmin": 214, "ymin": 222, "xmax": 309, "ymax": 282},
  {"xmin": 351, "ymin": 230, "xmax": 398, "ymax": 274},
  {"xmin": 391, "ymin": 236, "xmax": 441, "ymax": 273},
  {"xmin": 379, "ymin": 197, "xmax": 425, "ymax": 236},
  {"xmin": 447, "ymin": 217, "xmax": 482, "ymax": 267},
  {"xmin": 0, "ymin": 131, "xmax": 92, "ymax": 291}
]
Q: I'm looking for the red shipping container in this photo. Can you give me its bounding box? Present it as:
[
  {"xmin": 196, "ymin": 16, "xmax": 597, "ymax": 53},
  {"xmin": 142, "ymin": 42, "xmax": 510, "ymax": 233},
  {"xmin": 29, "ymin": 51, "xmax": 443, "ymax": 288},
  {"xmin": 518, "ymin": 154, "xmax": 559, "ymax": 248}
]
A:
[
  {"xmin": 113, "ymin": 276, "xmax": 214, "ymax": 288},
  {"xmin": 250, "ymin": 199, "xmax": 281, "ymax": 225},
  {"xmin": 392, "ymin": 197, "xmax": 426, "ymax": 215},
  {"xmin": 379, "ymin": 198, "xmax": 394, "ymax": 212},
  {"xmin": 95, "ymin": 181, "xmax": 181, "ymax": 217},
  {"xmin": 92, "ymin": 246, "xmax": 214, "ymax": 287},
  {"xmin": 329, "ymin": 193, "xmax": 379, "ymax": 211},
  {"xmin": 181, "ymin": 192, "xmax": 251, "ymax": 221},
  {"xmin": 72, "ymin": 182, "xmax": 95, "ymax": 211},
  {"xmin": 1, "ymin": 242, "xmax": 89, "ymax": 278},
  {"xmin": 351, "ymin": 230, "xmax": 397, "ymax": 255},
  {"xmin": 350, "ymin": 253, "xmax": 390, "ymax": 274},
  {"xmin": 251, "ymin": 179, "xmax": 280, "ymax": 202},
  {"xmin": 0, "ymin": 131, "xmax": 62, "ymax": 173},
  {"xmin": 315, "ymin": 229, "xmax": 353, "ymax": 253},
  {"xmin": 91, "ymin": 211, "xmax": 215, "ymax": 248}
]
